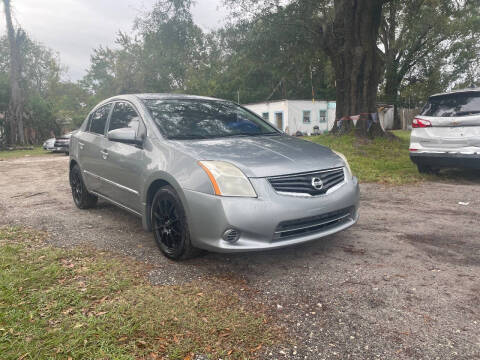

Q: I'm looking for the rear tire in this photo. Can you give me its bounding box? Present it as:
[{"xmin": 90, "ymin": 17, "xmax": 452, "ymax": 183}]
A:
[
  {"xmin": 417, "ymin": 164, "xmax": 436, "ymax": 174},
  {"xmin": 151, "ymin": 185, "xmax": 199, "ymax": 260},
  {"xmin": 69, "ymin": 164, "xmax": 98, "ymax": 209}
]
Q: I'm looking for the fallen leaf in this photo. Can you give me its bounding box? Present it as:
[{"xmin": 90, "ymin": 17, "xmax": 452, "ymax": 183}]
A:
[{"xmin": 251, "ymin": 344, "xmax": 262, "ymax": 352}]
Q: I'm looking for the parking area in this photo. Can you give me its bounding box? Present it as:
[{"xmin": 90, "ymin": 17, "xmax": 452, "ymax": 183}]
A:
[{"xmin": 0, "ymin": 155, "xmax": 479, "ymax": 359}]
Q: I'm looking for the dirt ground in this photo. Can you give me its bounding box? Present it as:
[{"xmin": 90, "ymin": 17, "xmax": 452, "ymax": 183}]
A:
[{"xmin": 1, "ymin": 154, "xmax": 479, "ymax": 359}]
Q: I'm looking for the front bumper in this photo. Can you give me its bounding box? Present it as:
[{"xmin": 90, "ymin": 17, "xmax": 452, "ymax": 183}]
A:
[
  {"xmin": 45, "ymin": 146, "xmax": 67, "ymax": 152},
  {"xmin": 184, "ymin": 176, "xmax": 360, "ymax": 252},
  {"xmin": 410, "ymin": 152, "xmax": 480, "ymax": 170}
]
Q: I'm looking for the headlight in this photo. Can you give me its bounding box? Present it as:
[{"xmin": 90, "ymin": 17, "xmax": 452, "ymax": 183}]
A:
[
  {"xmin": 332, "ymin": 150, "xmax": 353, "ymax": 178},
  {"xmin": 198, "ymin": 161, "xmax": 257, "ymax": 197}
]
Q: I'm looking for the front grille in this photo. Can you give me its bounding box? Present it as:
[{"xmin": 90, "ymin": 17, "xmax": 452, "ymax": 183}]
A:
[
  {"xmin": 268, "ymin": 167, "xmax": 345, "ymax": 196},
  {"xmin": 54, "ymin": 139, "xmax": 69, "ymax": 147},
  {"xmin": 273, "ymin": 207, "xmax": 354, "ymax": 240}
]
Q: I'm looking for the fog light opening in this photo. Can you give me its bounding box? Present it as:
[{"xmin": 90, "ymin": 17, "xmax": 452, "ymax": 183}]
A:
[{"xmin": 222, "ymin": 228, "xmax": 241, "ymax": 243}]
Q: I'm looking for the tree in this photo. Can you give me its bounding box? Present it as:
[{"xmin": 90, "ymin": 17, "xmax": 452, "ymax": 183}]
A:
[
  {"xmin": 224, "ymin": 0, "xmax": 390, "ymax": 137},
  {"xmin": 320, "ymin": 0, "xmax": 389, "ymax": 136},
  {"xmin": 136, "ymin": 0, "xmax": 205, "ymax": 92},
  {"xmin": 82, "ymin": 0, "xmax": 204, "ymax": 98},
  {"xmin": 380, "ymin": 0, "xmax": 480, "ymax": 128},
  {"xmin": 198, "ymin": 9, "xmax": 336, "ymax": 103},
  {"xmin": 2, "ymin": 0, "xmax": 25, "ymax": 144},
  {"xmin": 0, "ymin": 31, "xmax": 81, "ymax": 144}
]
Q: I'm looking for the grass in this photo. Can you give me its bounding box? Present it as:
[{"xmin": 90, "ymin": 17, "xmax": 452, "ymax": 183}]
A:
[
  {"xmin": 0, "ymin": 146, "xmax": 50, "ymax": 160},
  {"xmin": 306, "ymin": 130, "xmax": 429, "ymax": 184},
  {"xmin": 0, "ymin": 227, "xmax": 277, "ymax": 360}
]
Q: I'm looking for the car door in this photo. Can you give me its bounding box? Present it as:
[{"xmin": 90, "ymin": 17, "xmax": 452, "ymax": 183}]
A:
[
  {"xmin": 100, "ymin": 101, "xmax": 145, "ymax": 213},
  {"xmin": 77, "ymin": 103, "xmax": 112, "ymax": 193}
]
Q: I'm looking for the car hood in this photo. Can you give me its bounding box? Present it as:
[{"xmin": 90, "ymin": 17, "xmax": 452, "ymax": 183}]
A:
[{"xmin": 170, "ymin": 135, "xmax": 344, "ymax": 178}]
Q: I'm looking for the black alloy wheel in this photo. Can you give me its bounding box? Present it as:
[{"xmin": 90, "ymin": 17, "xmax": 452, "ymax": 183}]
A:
[
  {"xmin": 151, "ymin": 186, "xmax": 197, "ymax": 260},
  {"xmin": 69, "ymin": 164, "xmax": 97, "ymax": 209}
]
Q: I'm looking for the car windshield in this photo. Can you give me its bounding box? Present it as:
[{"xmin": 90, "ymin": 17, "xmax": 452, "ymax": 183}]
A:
[
  {"xmin": 421, "ymin": 92, "xmax": 480, "ymax": 117},
  {"xmin": 143, "ymin": 99, "xmax": 280, "ymax": 140}
]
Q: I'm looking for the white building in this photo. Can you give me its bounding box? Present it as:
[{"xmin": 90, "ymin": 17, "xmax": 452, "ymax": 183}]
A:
[
  {"xmin": 244, "ymin": 99, "xmax": 395, "ymax": 134},
  {"xmin": 244, "ymin": 99, "xmax": 337, "ymax": 136}
]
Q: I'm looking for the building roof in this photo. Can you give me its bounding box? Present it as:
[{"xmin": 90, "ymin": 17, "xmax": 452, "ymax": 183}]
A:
[
  {"xmin": 133, "ymin": 93, "xmax": 223, "ymax": 102},
  {"xmin": 243, "ymin": 99, "xmax": 335, "ymax": 106}
]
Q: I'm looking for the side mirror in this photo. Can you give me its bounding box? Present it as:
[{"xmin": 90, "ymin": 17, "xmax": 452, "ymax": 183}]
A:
[{"xmin": 107, "ymin": 128, "xmax": 143, "ymax": 146}]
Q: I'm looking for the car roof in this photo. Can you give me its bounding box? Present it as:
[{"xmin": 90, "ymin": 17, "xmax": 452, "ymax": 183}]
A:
[
  {"xmin": 102, "ymin": 93, "xmax": 229, "ymax": 104},
  {"xmin": 430, "ymin": 88, "xmax": 480, "ymax": 98}
]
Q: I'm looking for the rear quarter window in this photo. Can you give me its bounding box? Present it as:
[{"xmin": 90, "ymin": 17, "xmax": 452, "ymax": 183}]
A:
[{"xmin": 421, "ymin": 92, "xmax": 480, "ymax": 117}]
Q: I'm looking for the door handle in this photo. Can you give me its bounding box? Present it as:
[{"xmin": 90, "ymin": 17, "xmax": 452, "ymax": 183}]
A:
[
  {"xmin": 78, "ymin": 142, "xmax": 84, "ymax": 150},
  {"xmin": 100, "ymin": 149, "xmax": 108, "ymax": 160}
]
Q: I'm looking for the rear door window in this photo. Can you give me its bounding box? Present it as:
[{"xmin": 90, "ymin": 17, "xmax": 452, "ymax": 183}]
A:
[
  {"xmin": 89, "ymin": 104, "xmax": 112, "ymax": 135},
  {"xmin": 108, "ymin": 102, "xmax": 141, "ymax": 135},
  {"xmin": 421, "ymin": 92, "xmax": 480, "ymax": 117}
]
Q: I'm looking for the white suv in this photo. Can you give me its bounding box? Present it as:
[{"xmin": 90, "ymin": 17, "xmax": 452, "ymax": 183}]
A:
[{"xmin": 409, "ymin": 88, "xmax": 480, "ymax": 173}]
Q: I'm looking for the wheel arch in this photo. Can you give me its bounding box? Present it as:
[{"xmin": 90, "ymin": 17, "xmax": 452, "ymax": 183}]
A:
[{"xmin": 142, "ymin": 174, "xmax": 189, "ymax": 232}]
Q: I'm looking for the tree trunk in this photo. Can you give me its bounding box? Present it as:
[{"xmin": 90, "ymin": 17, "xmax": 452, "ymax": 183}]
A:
[
  {"xmin": 3, "ymin": 0, "xmax": 25, "ymax": 145},
  {"xmin": 323, "ymin": 0, "xmax": 388, "ymax": 137},
  {"xmin": 384, "ymin": 62, "xmax": 402, "ymax": 129}
]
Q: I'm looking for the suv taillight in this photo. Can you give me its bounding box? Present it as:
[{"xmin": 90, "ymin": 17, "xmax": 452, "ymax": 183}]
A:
[{"xmin": 412, "ymin": 118, "xmax": 432, "ymax": 128}]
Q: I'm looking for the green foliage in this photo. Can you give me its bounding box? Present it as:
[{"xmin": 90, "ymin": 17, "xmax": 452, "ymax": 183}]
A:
[
  {"xmin": 307, "ymin": 131, "xmax": 480, "ymax": 184},
  {"xmin": 0, "ymin": 146, "xmax": 47, "ymax": 159},
  {"xmin": 0, "ymin": 32, "xmax": 88, "ymax": 144},
  {"xmin": 2, "ymin": 0, "xmax": 479, "ymax": 144},
  {"xmin": 0, "ymin": 226, "xmax": 276, "ymax": 359},
  {"xmin": 306, "ymin": 131, "xmax": 426, "ymax": 184},
  {"xmin": 82, "ymin": 0, "xmax": 205, "ymax": 98},
  {"xmin": 380, "ymin": 0, "xmax": 480, "ymax": 105},
  {"xmin": 81, "ymin": 0, "xmax": 336, "ymax": 104}
]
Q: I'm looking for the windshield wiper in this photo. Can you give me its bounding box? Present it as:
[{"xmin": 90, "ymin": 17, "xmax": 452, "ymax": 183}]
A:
[
  {"xmin": 215, "ymin": 132, "xmax": 281, "ymax": 138},
  {"xmin": 249, "ymin": 132, "xmax": 281, "ymax": 136},
  {"xmin": 168, "ymin": 135, "xmax": 213, "ymax": 140},
  {"xmin": 454, "ymin": 110, "xmax": 480, "ymax": 116}
]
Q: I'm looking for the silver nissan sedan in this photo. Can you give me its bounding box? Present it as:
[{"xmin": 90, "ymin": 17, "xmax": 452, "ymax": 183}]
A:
[{"xmin": 69, "ymin": 94, "xmax": 359, "ymax": 260}]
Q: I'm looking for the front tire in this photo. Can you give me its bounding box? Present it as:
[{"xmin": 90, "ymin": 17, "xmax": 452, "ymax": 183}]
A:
[
  {"xmin": 69, "ymin": 164, "xmax": 97, "ymax": 209},
  {"xmin": 151, "ymin": 186, "xmax": 198, "ymax": 260}
]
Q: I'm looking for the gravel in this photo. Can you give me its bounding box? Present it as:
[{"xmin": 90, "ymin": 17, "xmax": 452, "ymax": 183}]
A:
[{"xmin": 1, "ymin": 154, "xmax": 479, "ymax": 359}]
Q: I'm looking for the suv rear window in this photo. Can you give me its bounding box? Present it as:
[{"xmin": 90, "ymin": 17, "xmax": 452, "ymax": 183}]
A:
[{"xmin": 421, "ymin": 92, "xmax": 480, "ymax": 117}]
